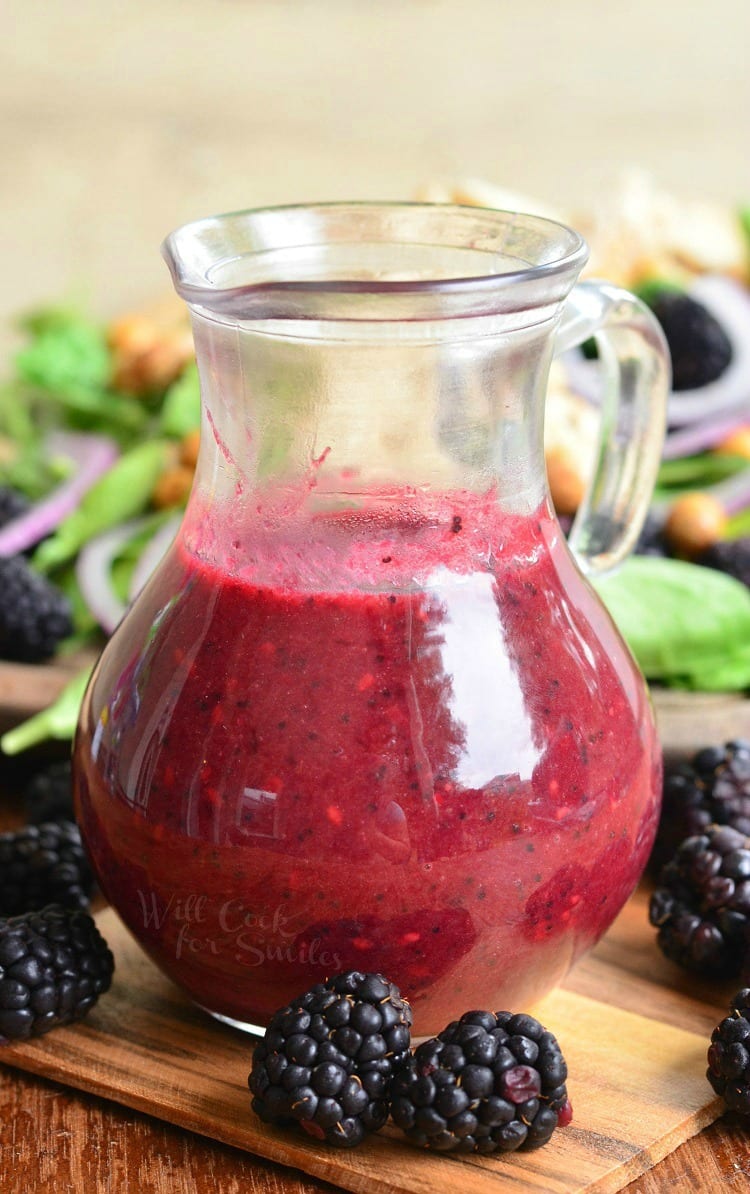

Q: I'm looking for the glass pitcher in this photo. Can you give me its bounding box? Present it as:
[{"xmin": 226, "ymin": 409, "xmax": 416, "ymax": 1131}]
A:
[{"xmin": 73, "ymin": 203, "xmax": 669, "ymax": 1035}]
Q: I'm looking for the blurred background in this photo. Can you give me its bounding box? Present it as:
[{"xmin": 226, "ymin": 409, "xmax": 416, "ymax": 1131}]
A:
[{"xmin": 2, "ymin": 0, "xmax": 748, "ymax": 346}]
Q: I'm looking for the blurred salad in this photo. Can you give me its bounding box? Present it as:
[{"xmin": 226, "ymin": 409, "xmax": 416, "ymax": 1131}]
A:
[
  {"xmin": 1, "ymin": 173, "xmax": 750, "ymax": 755},
  {"xmin": 0, "ymin": 300, "xmax": 200, "ymax": 750}
]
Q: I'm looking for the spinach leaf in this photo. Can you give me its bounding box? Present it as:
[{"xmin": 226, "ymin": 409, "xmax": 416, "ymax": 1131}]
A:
[
  {"xmin": 16, "ymin": 309, "xmax": 110, "ymax": 395},
  {"xmin": 13, "ymin": 307, "xmax": 147, "ymax": 439},
  {"xmin": 595, "ymin": 556, "xmax": 750, "ymax": 692}
]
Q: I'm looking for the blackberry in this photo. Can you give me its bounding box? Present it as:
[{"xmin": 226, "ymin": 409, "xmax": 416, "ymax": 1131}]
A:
[
  {"xmin": 707, "ymin": 989, "xmax": 750, "ymax": 1114},
  {"xmin": 651, "ymin": 740, "xmax": 750, "ymax": 874},
  {"xmin": 23, "ymin": 760, "xmax": 75, "ymax": 825},
  {"xmin": 634, "ymin": 514, "xmax": 671, "ymax": 558},
  {"xmin": 390, "ymin": 1009, "xmax": 570, "ymax": 1153},
  {"xmin": 0, "ymin": 555, "xmax": 73, "ymax": 662},
  {"xmin": 649, "ymin": 825, "xmax": 750, "ymax": 976},
  {"xmin": 249, "ymin": 970, "xmax": 412, "ymax": 1148},
  {"xmin": 647, "ymin": 291, "xmax": 732, "ymax": 391},
  {"xmin": 696, "ymin": 539, "xmax": 750, "ymax": 591},
  {"xmin": 0, "ymin": 821, "xmax": 94, "ymax": 916},
  {"xmin": 0, "ymin": 904, "xmax": 114, "ymax": 1042},
  {"xmin": 0, "ymin": 485, "xmax": 30, "ymax": 528}
]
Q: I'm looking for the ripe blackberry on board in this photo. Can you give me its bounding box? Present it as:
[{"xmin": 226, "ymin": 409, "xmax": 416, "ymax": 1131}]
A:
[
  {"xmin": 249, "ymin": 970, "xmax": 412, "ymax": 1148},
  {"xmin": 0, "ymin": 905, "xmax": 114, "ymax": 1042},
  {"xmin": 390, "ymin": 1009, "xmax": 570, "ymax": 1154}
]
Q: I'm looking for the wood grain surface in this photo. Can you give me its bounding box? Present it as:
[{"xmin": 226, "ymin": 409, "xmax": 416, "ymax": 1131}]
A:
[
  {"xmin": 0, "ymin": 892, "xmax": 729, "ymax": 1194},
  {"xmin": 4, "ymin": 1068, "xmax": 750, "ymax": 1194},
  {"xmin": 0, "ymin": 651, "xmax": 98, "ymax": 730}
]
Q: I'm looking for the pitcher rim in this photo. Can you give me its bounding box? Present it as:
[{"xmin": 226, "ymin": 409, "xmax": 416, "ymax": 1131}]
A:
[{"xmin": 162, "ymin": 201, "xmax": 589, "ymax": 321}]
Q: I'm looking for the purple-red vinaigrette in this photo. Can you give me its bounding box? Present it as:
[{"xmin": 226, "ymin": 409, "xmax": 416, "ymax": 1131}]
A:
[{"xmin": 74, "ymin": 490, "xmax": 661, "ymax": 1033}]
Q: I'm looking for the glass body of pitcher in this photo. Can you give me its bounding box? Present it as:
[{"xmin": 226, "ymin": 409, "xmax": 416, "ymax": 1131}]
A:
[{"xmin": 73, "ymin": 204, "xmax": 669, "ymax": 1034}]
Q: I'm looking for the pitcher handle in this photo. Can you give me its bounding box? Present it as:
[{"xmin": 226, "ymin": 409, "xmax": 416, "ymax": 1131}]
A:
[{"xmin": 554, "ymin": 279, "xmax": 671, "ymax": 576}]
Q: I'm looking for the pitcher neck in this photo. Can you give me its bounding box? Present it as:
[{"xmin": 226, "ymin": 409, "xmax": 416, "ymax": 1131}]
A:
[
  {"xmin": 163, "ymin": 202, "xmax": 588, "ymax": 522},
  {"xmin": 188, "ymin": 305, "xmax": 558, "ymax": 518}
]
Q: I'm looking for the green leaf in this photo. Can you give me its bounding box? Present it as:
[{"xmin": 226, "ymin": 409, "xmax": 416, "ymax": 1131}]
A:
[
  {"xmin": 54, "ymin": 565, "xmax": 99, "ymax": 639},
  {"xmin": 11, "ymin": 307, "xmax": 150, "ymax": 442},
  {"xmin": 595, "ymin": 556, "xmax": 750, "ymax": 692},
  {"xmin": 109, "ymin": 510, "xmax": 173, "ymax": 601},
  {"xmin": 634, "ymin": 277, "xmax": 686, "ymax": 307},
  {"xmin": 16, "ymin": 310, "xmax": 110, "ymax": 395},
  {"xmin": 33, "ymin": 440, "xmax": 171, "ymax": 573},
  {"xmin": 656, "ymin": 452, "xmax": 748, "ymax": 491},
  {"xmin": 0, "ymin": 381, "xmax": 37, "ymax": 447},
  {"xmin": 726, "ymin": 507, "xmax": 750, "ymax": 539},
  {"xmin": 0, "ymin": 667, "xmax": 92, "ymax": 755},
  {"xmin": 159, "ymin": 363, "xmax": 201, "ymax": 437},
  {"xmin": 0, "ymin": 443, "xmax": 62, "ymax": 500}
]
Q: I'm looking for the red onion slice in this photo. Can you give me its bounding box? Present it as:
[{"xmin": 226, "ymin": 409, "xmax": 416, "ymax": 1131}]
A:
[
  {"xmin": 0, "ymin": 432, "xmax": 119, "ymax": 557},
  {"xmin": 560, "ymin": 276, "xmax": 750, "ymax": 428},
  {"xmin": 75, "ymin": 518, "xmax": 149, "ymax": 634},
  {"xmin": 128, "ymin": 512, "xmax": 181, "ymax": 601},
  {"xmin": 663, "ymin": 410, "xmax": 750, "ymax": 460}
]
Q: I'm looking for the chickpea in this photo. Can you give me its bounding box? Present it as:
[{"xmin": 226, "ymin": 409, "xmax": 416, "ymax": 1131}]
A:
[
  {"xmin": 108, "ymin": 308, "xmax": 194, "ymax": 396},
  {"xmin": 664, "ymin": 492, "xmax": 728, "ymax": 558},
  {"xmin": 152, "ymin": 465, "xmax": 195, "ymax": 510},
  {"xmin": 179, "ymin": 429, "xmax": 201, "ymax": 469},
  {"xmin": 546, "ymin": 448, "xmax": 587, "ymax": 516}
]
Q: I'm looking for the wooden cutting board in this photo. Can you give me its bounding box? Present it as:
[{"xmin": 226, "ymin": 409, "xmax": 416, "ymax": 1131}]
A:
[
  {"xmin": 0, "ymin": 889, "xmax": 730, "ymax": 1194},
  {"xmin": 0, "ymin": 651, "xmax": 98, "ymax": 728},
  {"xmin": 651, "ymin": 688, "xmax": 750, "ymax": 760}
]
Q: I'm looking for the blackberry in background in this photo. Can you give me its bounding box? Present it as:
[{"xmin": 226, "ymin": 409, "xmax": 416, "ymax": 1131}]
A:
[
  {"xmin": 0, "ymin": 821, "xmax": 94, "ymax": 916},
  {"xmin": 390, "ymin": 1009, "xmax": 570, "ymax": 1153},
  {"xmin": 0, "ymin": 904, "xmax": 114, "ymax": 1042},
  {"xmin": 0, "ymin": 486, "xmax": 30, "ymax": 528},
  {"xmin": 696, "ymin": 539, "xmax": 750, "ymax": 591},
  {"xmin": 0, "ymin": 555, "xmax": 73, "ymax": 662},
  {"xmin": 651, "ymin": 740, "xmax": 750, "ymax": 874},
  {"xmin": 646, "ymin": 291, "xmax": 733, "ymax": 390},
  {"xmin": 23, "ymin": 760, "xmax": 75, "ymax": 825},
  {"xmin": 249, "ymin": 970, "xmax": 412, "ymax": 1148},
  {"xmin": 634, "ymin": 514, "xmax": 671, "ymax": 558},
  {"xmin": 649, "ymin": 825, "xmax": 750, "ymax": 976}
]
